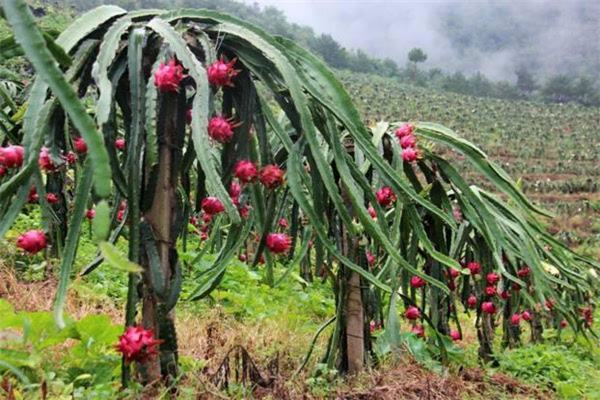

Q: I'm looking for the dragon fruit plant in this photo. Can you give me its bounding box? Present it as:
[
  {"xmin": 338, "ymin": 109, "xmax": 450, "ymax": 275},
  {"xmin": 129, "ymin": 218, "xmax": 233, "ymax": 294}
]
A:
[{"xmin": 2, "ymin": 0, "xmax": 597, "ymax": 390}]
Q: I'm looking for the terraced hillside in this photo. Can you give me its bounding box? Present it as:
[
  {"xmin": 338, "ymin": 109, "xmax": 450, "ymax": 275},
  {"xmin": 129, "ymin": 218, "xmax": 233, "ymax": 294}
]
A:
[{"xmin": 339, "ymin": 71, "xmax": 600, "ymax": 247}]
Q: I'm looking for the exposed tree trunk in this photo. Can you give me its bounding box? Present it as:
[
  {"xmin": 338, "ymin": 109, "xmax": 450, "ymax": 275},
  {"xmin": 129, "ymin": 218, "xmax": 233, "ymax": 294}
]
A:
[
  {"xmin": 339, "ymin": 137, "xmax": 365, "ymax": 375},
  {"xmin": 502, "ymin": 298, "xmax": 520, "ymax": 349},
  {"xmin": 530, "ymin": 310, "xmax": 544, "ymax": 343},
  {"xmin": 346, "ymin": 269, "xmax": 364, "ymax": 374},
  {"xmin": 46, "ymin": 110, "xmax": 67, "ymax": 260},
  {"xmin": 142, "ymin": 90, "xmax": 183, "ymax": 383},
  {"xmin": 477, "ymin": 314, "xmax": 496, "ymax": 365}
]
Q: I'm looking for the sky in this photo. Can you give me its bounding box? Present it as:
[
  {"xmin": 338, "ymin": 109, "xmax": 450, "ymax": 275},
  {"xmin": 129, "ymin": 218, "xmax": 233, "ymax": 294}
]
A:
[{"xmin": 241, "ymin": 0, "xmax": 599, "ymax": 81}]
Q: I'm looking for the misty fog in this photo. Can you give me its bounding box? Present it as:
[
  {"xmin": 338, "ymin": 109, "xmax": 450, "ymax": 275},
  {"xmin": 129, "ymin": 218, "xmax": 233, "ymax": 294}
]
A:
[{"xmin": 243, "ymin": 0, "xmax": 599, "ymax": 82}]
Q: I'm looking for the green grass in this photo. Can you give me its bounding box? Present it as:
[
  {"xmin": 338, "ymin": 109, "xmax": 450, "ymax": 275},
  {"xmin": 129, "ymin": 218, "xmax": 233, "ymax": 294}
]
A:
[{"xmin": 496, "ymin": 340, "xmax": 600, "ymax": 399}]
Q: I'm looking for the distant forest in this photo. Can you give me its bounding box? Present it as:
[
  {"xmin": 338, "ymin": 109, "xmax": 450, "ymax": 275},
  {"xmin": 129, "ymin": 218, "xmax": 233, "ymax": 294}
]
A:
[{"xmin": 34, "ymin": 0, "xmax": 600, "ymax": 106}]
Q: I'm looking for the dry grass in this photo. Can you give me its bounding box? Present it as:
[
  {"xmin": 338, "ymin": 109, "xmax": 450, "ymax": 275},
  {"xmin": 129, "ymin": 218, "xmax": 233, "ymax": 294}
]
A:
[
  {"xmin": 0, "ymin": 263, "xmax": 123, "ymax": 322},
  {"xmin": 0, "ymin": 265, "xmax": 550, "ymax": 400},
  {"xmin": 335, "ymin": 360, "xmax": 551, "ymax": 400}
]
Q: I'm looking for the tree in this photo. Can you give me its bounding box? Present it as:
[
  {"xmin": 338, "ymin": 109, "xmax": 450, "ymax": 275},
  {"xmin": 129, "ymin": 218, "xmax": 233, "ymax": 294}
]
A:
[
  {"xmin": 406, "ymin": 48, "xmax": 427, "ymax": 82},
  {"xmin": 494, "ymin": 80, "xmax": 520, "ymax": 100},
  {"xmin": 311, "ymin": 33, "xmax": 348, "ymax": 69},
  {"xmin": 408, "ymin": 47, "xmax": 428, "ymax": 64},
  {"xmin": 381, "ymin": 58, "xmax": 399, "ymax": 78},
  {"xmin": 541, "ymin": 75, "xmax": 574, "ymax": 103},
  {"xmin": 442, "ymin": 71, "xmax": 470, "ymax": 94},
  {"xmin": 572, "ymin": 75, "xmax": 600, "ymax": 106},
  {"xmin": 469, "ymin": 72, "xmax": 493, "ymax": 97},
  {"xmin": 515, "ymin": 68, "xmax": 537, "ymax": 97}
]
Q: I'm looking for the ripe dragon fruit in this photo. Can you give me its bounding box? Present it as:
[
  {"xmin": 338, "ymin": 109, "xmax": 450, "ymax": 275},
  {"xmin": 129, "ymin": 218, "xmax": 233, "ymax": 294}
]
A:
[
  {"xmin": 74, "ymin": 138, "xmax": 87, "ymax": 154},
  {"xmin": 208, "ymin": 116, "xmax": 236, "ymax": 143},
  {"xmin": 207, "ymin": 56, "xmax": 240, "ymax": 87},
  {"xmin": 234, "ymin": 159, "xmax": 258, "ymax": 183},
  {"xmin": 467, "ymin": 295, "xmax": 477, "ymax": 308},
  {"xmin": 401, "ymin": 147, "xmax": 417, "ymax": 163},
  {"xmin": 64, "ymin": 151, "xmax": 77, "ymax": 165},
  {"xmin": 238, "ymin": 204, "xmax": 249, "ymax": 219},
  {"xmin": 39, "ymin": 147, "xmax": 59, "ymax": 172},
  {"xmin": 85, "ymin": 209, "xmax": 96, "ymax": 220},
  {"xmin": 27, "ymin": 186, "xmax": 38, "ymax": 203},
  {"xmin": 450, "ymin": 330, "xmax": 461, "ymax": 341},
  {"xmin": 399, "ymin": 134, "xmax": 416, "ymax": 149},
  {"xmin": 259, "ymin": 164, "xmax": 285, "ymax": 189},
  {"xmin": 559, "ymin": 319, "xmax": 568, "ymax": 329},
  {"xmin": 366, "ymin": 251, "xmax": 376, "ymax": 266},
  {"xmin": 266, "ymin": 233, "xmax": 292, "ymax": 254},
  {"xmin": 115, "ymin": 138, "xmax": 125, "ymax": 150},
  {"xmin": 486, "ymin": 272, "xmax": 500, "ymax": 285},
  {"xmin": 154, "ymin": 59, "xmax": 186, "ymax": 93},
  {"xmin": 448, "ymin": 267, "xmax": 460, "ymax": 279},
  {"xmin": 394, "ymin": 123, "xmax": 414, "ymax": 139},
  {"xmin": 375, "ymin": 186, "xmax": 396, "ymax": 208},
  {"xmin": 412, "ymin": 325, "xmax": 425, "ymax": 338},
  {"xmin": 485, "ymin": 286, "xmax": 497, "ymax": 297},
  {"xmin": 467, "ymin": 261, "xmax": 481, "ymax": 275},
  {"xmin": 481, "ymin": 301, "xmax": 496, "ymax": 315},
  {"xmin": 16, "ymin": 230, "xmax": 47, "ymax": 254},
  {"xmin": 405, "ymin": 306, "xmax": 421, "ymax": 320},
  {"xmin": 46, "ymin": 193, "xmax": 59, "ymax": 204},
  {"xmin": 201, "ymin": 197, "xmax": 225, "ymax": 215},
  {"xmin": 116, "ymin": 326, "xmax": 161, "ymax": 364},
  {"xmin": 517, "ymin": 266, "xmax": 531, "ymax": 278},
  {"xmin": 229, "ymin": 181, "xmax": 242, "ymax": 200},
  {"xmin": 0, "ymin": 145, "xmax": 24, "ymax": 169},
  {"xmin": 410, "ymin": 276, "xmax": 426, "ymax": 289},
  {"xmin": 368, "ymin": 204, "xmax": 377, "ymax": 218}
]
